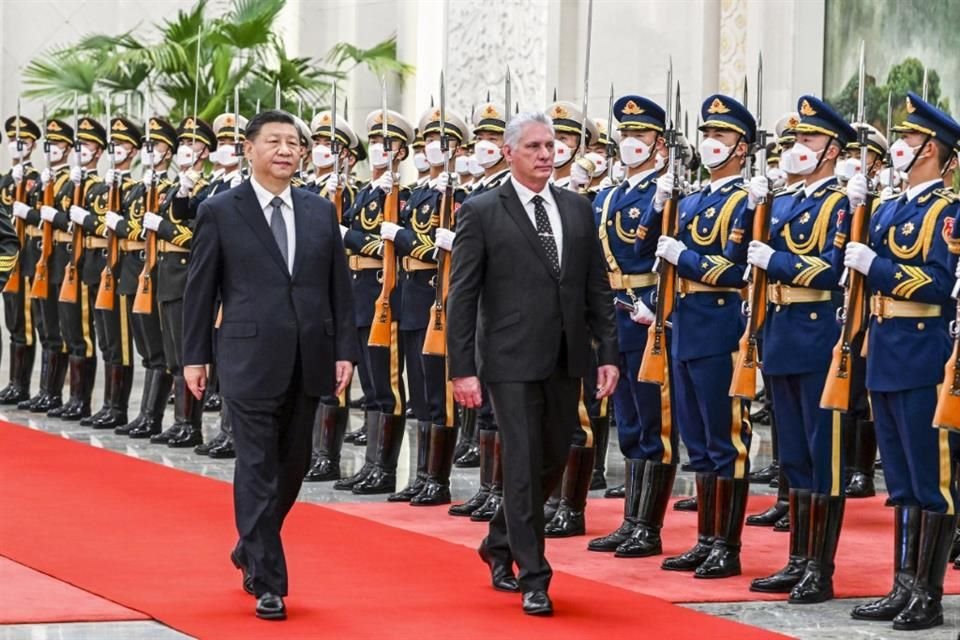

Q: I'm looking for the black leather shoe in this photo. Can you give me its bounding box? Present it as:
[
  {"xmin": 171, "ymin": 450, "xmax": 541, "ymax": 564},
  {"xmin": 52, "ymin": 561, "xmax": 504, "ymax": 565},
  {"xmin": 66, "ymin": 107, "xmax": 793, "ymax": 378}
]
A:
[
  {"xmin": 544, "ymin": 504, "xmax": 585, "ymax": 537},
  {"xmin": 673, "ymin": 496, "xmax": 697, "ymax": 512},
  {"xmin": 149, "ymin": 423, "xmax": 182, "ymax": 444},
  {"xmin": 449, "ymin": 487, "xmax": 490, "ymax": 517},
  {"xmin": 207, "ymin": 437, "xmax": 236, "ymax": 459},
  {"xmin": 588, "ymin": 521, "xmax": 636, "ymax": 552},
  {"xmin": 845, "ymin": 472, "xmax": 876, "ymax": 498},
  {"xmin": 470, "ymin": 491, "xmax": 502, "ymax": 522},
  {"xmin": 230, "ymin": 551, "xmax": 255, "ymax": 596},
  {"xmin": 522, "ymin": 590, "xmax": 553, "ymax": 616},
  {"xmin": 603, "ymin": 484, "xmax": 625, "ymax": 498},
  {"xmin": 662, "ymin": 538, "xmax": 713, "ymax": 571},
  {"xmin": 748, "ymin": 460, "xmax": 779, "ymax": 484},
  {"xmin": 751, "ymin": 557, "xmax": 807, "ymax": 593},
  {"xmin": 478, "ymin": 540, "xmax": 519, "ymax": 593},
  {"xmin": 167, "ymin": 425, "xmax": 202, "ymax": 448},
  {"xmin": 746, "ymin": 502, "xmax": 788, "ymax": 527},
  {"xmin": 195, "ymin": 430, "xmax": 227, "ymax": 456},
  {"xmin": 255, "ymin": 593, "xmax": 286, "ymax": 620}
]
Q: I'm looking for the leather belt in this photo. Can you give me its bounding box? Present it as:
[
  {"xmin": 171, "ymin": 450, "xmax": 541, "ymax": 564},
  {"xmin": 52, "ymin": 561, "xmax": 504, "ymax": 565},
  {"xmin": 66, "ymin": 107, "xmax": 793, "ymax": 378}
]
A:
[
  {"xmin": 158, "ymin": 240, "xmax": 189, "ymax": 254},
  {"xmin": 402, "ymin": 257, "xmax": 436, "ymax": 272},
  {"xmin": 53, "ymin": 230, "xmax": 73, "ymax": 243},
  {"xmin": 608, "ymin": 272, "xmax": 657, "ymax": 290},
  {"xmin": 678, "ymin": 278, "xmax": 740, "ymax": 295},
  {"xmin": 767, "ymin": 283, "xmax": 832, "ymax": 305},
  {"xmin": 84, "ymin": 237, "xmax": 108, "ymax": 249},
  {"xmin": 119, "ymin": 240, "xmax": 145, "ymax": 251},
  {"xmin": 869, "ymin": 295, "xmax": 941, "ymax": 319},
  {"xmin": 349, "ymin": 255, "xmax": 383, "ymax": 271},
  {"xmin": 25, "ymin": 227, "xmax": 42, "ymax": 238}
]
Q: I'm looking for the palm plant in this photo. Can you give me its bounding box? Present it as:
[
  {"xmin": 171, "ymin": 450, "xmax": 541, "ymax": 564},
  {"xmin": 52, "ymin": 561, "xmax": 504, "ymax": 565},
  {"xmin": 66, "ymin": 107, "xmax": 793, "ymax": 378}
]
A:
[{"xmin": 22, "ymin": 0, "xmax": 413, "ymax": 122}]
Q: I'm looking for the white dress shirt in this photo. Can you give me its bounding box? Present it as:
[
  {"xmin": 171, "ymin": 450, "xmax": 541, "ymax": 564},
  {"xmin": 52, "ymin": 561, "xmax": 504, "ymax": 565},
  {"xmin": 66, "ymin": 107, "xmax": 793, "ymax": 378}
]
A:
[
  {"xmin": 803, "ymin": 175, "xmax": 834, "ymax": 198},
  {"xmin": 626, "ymin": 167, "xmax": 659, "ymax": 192},
  {"xmin": 905, "ymin": 178, "xmax": 942, "ymax": 202},
  {"xmin": 250, "ymin": 174, "xmax": 295, "ymax": 273},
  {"xmin": 511, "ymin": 175, "xmax": 563, "ymax": 267}
]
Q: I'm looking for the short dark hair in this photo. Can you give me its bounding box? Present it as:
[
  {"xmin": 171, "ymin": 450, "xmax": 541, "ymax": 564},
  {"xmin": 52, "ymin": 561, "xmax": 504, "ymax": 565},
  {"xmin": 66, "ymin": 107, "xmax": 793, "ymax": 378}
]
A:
[{"xmin": 245, "ymin": 110, "xmax": 298, "ymax": 141}]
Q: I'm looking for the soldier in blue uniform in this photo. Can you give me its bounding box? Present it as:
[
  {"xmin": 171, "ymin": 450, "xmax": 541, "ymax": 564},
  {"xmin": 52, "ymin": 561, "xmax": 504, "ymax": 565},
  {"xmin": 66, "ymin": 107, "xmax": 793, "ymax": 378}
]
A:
[
  {"xmin": 644, "ymin": 94, "xmax": 762, "ymax": 578},
  {"xmin": 845, "ymin": 93, "xmax": 960, "ymax": 631},
  {"xmin": 305, "ymin": 110, "xmax": 358, "ymax": 212},
  {"xmin": 736, "ymin": 96, "xmax": 852, "ymax": 603}
]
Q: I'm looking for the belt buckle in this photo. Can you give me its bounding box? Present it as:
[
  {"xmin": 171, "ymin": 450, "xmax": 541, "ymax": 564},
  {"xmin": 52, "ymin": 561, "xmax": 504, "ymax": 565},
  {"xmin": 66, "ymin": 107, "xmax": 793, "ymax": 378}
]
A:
[
  {"xmin": 769, "ymin": 282, "xmax": 783, "ymax": 305},
  {"xmin": 871, "ymin": 295, "xmax": 888, "ymax": 319},
  {"xmin": 608, "ymin": 272, "xmax": 622, "ymax": 290},
  {"xmin": 678, "ymin": 279, "xmax": 688, "ymax": 295}
]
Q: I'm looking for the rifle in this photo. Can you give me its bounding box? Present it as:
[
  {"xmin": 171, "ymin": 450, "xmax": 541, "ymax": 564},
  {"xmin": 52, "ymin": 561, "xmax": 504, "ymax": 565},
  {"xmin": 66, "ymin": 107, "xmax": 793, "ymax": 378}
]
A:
[
  {"xmin": 133, "ymin": 87, "xmax": 161, "ymax": 315},
  {"xmin": 30, "ymin": 104, "xmax": 54, "ymax": 300},
  {"xmin": 423, "ymin": 72, "xmax": 454, "ymax": 357},
  {"xmin": 60, "ymin": 93, "xmax": 83, "ymax": 304},
  {"xmin": 368, "ymin": 77, "xmax": 400, "ymax": 348},
  {"xmin": 4, "ymin": 98, "xmax": 27, "ymax": 295},
  {"xmin": 637, "ymin": 62, "xmax": 680, "ymax": 385},
  {"xmin": 96, "ymin": 97, "xmax": 120, "ymax": 311},
  {"xmin": 821, "ymin": 41, "xmax": 870, "ymax": 411},
  {"xmin": 331, "ymin": 81, "xmax": 345, "ymax": 223},
  {"xmin": 730, "ymin": 53, "xmax": 769, "ymax": 399}
]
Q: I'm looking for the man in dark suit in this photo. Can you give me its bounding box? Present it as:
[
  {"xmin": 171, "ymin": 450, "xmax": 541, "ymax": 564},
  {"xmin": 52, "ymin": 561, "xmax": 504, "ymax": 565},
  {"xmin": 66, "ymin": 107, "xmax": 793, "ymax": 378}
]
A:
[
  {"xmin": 446, "ymin": 111, "xmax": 619, "ymax": 616},
  {"xmin": 182, "ymin": 110, "xmax": 358, "ymax": 620}
]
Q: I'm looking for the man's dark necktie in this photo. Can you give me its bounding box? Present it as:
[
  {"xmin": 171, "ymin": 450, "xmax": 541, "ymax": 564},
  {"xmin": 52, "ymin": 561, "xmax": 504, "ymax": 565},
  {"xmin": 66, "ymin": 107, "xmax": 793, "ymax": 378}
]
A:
[
  {"xmin": 531, "ymin": 194, "xmax": 559, "ymax": 273},
  {"xmin": 270, "ymin": 196, "xmax": 289, "ymax": 269}
]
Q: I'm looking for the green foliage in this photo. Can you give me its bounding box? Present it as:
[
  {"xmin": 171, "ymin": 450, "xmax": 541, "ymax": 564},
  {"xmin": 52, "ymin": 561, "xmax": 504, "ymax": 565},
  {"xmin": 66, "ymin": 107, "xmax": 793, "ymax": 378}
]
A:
[{"xmin": 22, "ymin": 0, "xmax": 412, "ymax": 125}]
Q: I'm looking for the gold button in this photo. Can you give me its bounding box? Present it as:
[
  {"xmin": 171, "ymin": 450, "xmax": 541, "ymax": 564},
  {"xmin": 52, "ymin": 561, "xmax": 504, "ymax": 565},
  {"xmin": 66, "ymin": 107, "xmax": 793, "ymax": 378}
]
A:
[
  {"xmin": 180, "ymin": 258, "xmax": 186, "ymax": 265},
  {"xmin": 918, "ymin": 322, "xmax": 925, "ymax": 330},
  {"xmin": 810, "ymin": 312, "xmax": 818, "ymax": 320},
  {"xmin": 717, "ymin": 298, "xmax": 726, "ymax": 306},
  {"xmin": 775, "ymin": 304, "xmax": 782, "ymax": 312},
  {"xmin": 680, "ymin": 293, "xmax": 686, "ymax": 298},
  {"xmin": 799, "ymin": 233, "xmax": 806, "ymax": 240},
  {"xmin": 687, "ymin": 224, "xmax": 693, "ymax": 230},
  {"xmin": 607, "ymin": 220, "xmax": 613, "ymax": 226},
  {"xmin": 877, "ymin": 317, "xmax": 884, "ymax": 324}
]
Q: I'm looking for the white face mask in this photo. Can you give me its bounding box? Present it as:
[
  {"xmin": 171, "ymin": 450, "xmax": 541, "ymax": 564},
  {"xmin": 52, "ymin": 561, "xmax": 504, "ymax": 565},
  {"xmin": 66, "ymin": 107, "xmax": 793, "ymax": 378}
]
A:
[
  {"xmin": 312, "ymin": 143, "xmax": 335, "ymax": 169},
  {"xmin": 468, "ymin": 155, "xmax": 485, "ymax": 177},
  {"xmin": 585, "ymin": 151, "xmax": 607, "ymax": 177},
  {"xmin": 781, "ymin": 142, "xmax": 820, "ymax": 176},
  {"xmin": 619, "ymin": 137, "xmax": 652, "ymax": 168},
  {"xmin": 889, "ymin": 138, "xmax": 919, "ymax": 172},
  {"xmin": 7, "ymin": 141, "xmax": 27, "ymax": 160},
  {"xmin": 612, "ymin": 160, "xmax": 625, "ymax": 181},
  {"xmin": 175, "ymin": 145, "xmax": 196, "ymax": 168},
  {"xmin": 653, "ymin": 152, "xmax": 668, "ymax": 173},
  {"xmin": 69, "ymin": 146, "xmax": 95, "ymax": 168},
  {"xmin": 140, "ymin": 146, "xmax": 162, "ymax": 167},
  {"xmin": 455, "ymin": 155, "xmax": 470, "ymax": 174},
  {"xmin": 698, "ymin": 137, "xmax": 735, "ymax": 169},
  {"xmin": 877, "ymin": 166, "xmax": 903, "ymax": 188},
  {"xmin": 835, "ymin": 157, "xmax": 861, "ymax": 181},
  {"xmin": 112, "ymin": 145, "xmax": 130, "ymax": 164},
  {"xmin": 368, "ymin": 142, "xmax": 390, "ymax": 169},
  {"xmin": 474, "ymin": 140, "xmax": 502, "ymax": 168},
  {"xmin": 48, "ymin": 144, "xmax": 66, "ymax": 163},
  {"xmin": 413, "ymin": 151, "xmax": 429, "ymax": 172},
  {"xmin": 425, "ymin": 140, "xmax": 445, "ymax": 166},
  {"xmin": 219, "ymin": 144, "xmax": 239, "ymax": 167},
  {"xmin": 553, "ymin": 141, "xmax": 573, "ymax": 168}
]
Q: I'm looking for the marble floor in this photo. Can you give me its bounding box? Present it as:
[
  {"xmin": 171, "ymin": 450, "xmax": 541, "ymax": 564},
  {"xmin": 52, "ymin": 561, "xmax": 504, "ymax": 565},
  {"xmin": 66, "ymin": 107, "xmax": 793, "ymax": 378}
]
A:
[{"xmin": 4, "ymin": 364, "xmax": 957, "ymax": 640}]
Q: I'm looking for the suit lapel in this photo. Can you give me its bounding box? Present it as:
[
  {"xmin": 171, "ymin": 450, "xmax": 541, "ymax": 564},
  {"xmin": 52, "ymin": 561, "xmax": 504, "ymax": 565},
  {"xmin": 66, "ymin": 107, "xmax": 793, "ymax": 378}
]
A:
[
  {"xmin": 234, "ymin": 180, "xmax": 290, "ymax": 278},
  {"xmin": 500, "ymin": 181, "xmax": 558, "ymax": 279},
  {"xmin": 291, "ymin": 189, "xmax": 310, "ymax": 279}
]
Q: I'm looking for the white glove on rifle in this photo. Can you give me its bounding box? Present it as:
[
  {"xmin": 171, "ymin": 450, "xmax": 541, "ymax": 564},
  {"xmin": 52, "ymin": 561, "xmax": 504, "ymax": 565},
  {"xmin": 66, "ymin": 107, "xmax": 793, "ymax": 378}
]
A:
[
  {"xmin": 104, "ymin": 211, "xmax": 122, "ymax": 231},
  {"xmin": 432, "ymin": 172, "xmax": 451, "ymax": 193},
  {"xmin": 103, "ymin": 169, "xmax": 117, "ymax": 186},
  {"xmin": 569, "ymin": 161, "xmax": 590, "ymax": 189},
  {"xmin": 435, "ymin": 228, "xmax": 456, "ymax": 252},
  {"xmin": 11, "ymin": 164, "xmax": 24, "ymax": 183},
  {"xmin": 630, "ymin": 300, "xmax": 656, "ymax": 325},
  {"xmin": 12, "ymin": 202, "xmax": 30, "ymax": 220},
  {"xmin": 69, "ymin": 205, "xmax": 90, "ymax": 226},
  {"xmin": 40, "ymin": 205, "xmax": 58, "ymax": 223},
  {"xmin": 746, "ymin": 240, "xmax": 774, "ymax": 270},
  {"xmin": 747, "ymin": 175, "xmax": 769, "ymax": 209},
  {"xmin": 843, "ymin": 241, "xmax": 876, "ymax": 275},
  {"xmin": 380, "ymin": 221, "xmax": 401, "ymax": 242},
  {"xmin": 177, "ymin": 170, "xmax": 197, "ymax": 197},
  {"xmin": 141, "ymin": 169, "xmax": 154, "ymax": 187},
  {"xmin": 846, "ymin": 173, "xmax": 868, "ymax": 208},
  {"xmin": 143, "ymin": 212, "xmax": 163, "ymax": 232},
  {"xmin": 70, "ymin": 166, "xmax": 84, "ymax": 186},
  {"xmin": 653, "ymin": 172, "xmax": 675, "ymax": 212},
  {"xmin": 40, "ymin": 167, "xmax": 53, "ymax": 187},
  {"xmin": 373, "ymin": 171, "xmax": 394, "ymax": 193},
  {"xmin": 655, "ymin": 235, "xmax": 686, "ymax": 266}
]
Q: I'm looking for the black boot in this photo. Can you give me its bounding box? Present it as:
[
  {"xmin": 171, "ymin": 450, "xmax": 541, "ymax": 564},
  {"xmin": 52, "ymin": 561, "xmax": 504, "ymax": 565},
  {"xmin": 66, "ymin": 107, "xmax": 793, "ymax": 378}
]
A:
[
  {"xmin": 334, "ymin": 411, "xmax": 381, "ymax": 491},
  {"xmin": 673, "ymin": 495, "xmax": 698, "ymax": 512},
  {"xmin": 751, "ymin": 489, "xmax": 812, "ymax": 592},
  {"xmin": 614, "ymin": 461, "xmax": 678, "ymax": 557},
  {"xmin": 589, "ymin": 415, "xmax": 610, "ymax": 490},
  {"xmin": 167, "ymin": 376, "xmax": 204, "ymax": 448},
  {"xmin": 20, "ymin": 348, "xmax": 50, "ymax": 411},
  {"xmin": 747, "ymin": 468, "xmax": 790, "ymax": 527},
  {"xmin": 61, "ymin": 357, "xmax": 96, "ymax": 421},
  {"xmin": 346, "ymin": 410, "xmax": 370, "ymax": 446},
  {"xmin": 202, "ymin": 362, "xmax": 221, "ymax": 412},
  {"xmin": 207, "ymin": 404, "xmax": 236, "ymax": 459},
  {"xmin": 589, "ymin": 459, "xmax": 645, "ymax": 552},
  {"xmin": 454, "ymin": 407, "xmax": 479, "ymax": 468},
  {"xmin": 0, "ymin": 342, "xmax": 19, "ymax": 403},
  {"xmin": 352, "ymin": 413, "xmax": 406, "ymax": 495},
  {"xmin": 1, "ymin": 344, "xmax": 34, "ymax": 405},
  {"xmin": 52, "ymin": 355, "xmax": 83, "ymax": 419},
  {"xmin": 305, "ymin": 403, "xmax": 350, "ymax": 481},
  {"xmin": 471, "ymin": 432, "xmax": 503, "ymax": 522},
  {"xmin": 388, "ymin": 420, "xmax": 430, "ymax": 501},
  {"xmin": 790, "ymin": 493, "xmax": 845, "ymax": 603},
  {"xmin": 411, "ymin": 425, "xmax": 459, "ymax": 506},
  {"xmin": 663, "ymin": 472, "xmax": 716, "ymax": 571},
  {"xmin": 851, "ymin": 505, "xmax": 921, "ymax": 620},
  {"xmin": 845, "ymin": 419, "xmax": 876, "ymax": 498},
  {"xmin": 748, "ymin": 460, "xmax": 779, "ymax": 484},
  {"xmin": 544, "ymin": 484, "xmax": 562, "ymax": 524},
  {"xmin": 604, "ymin": 484, "xmax": 626, "ymax": 498},
  {"xmin": 451, "ymin": 429, "xmax": 497, "ymax": 516},
  {"xmin": 93, "ymin": 365, "xmax": 132, "ymax": 430},
  {"xmin": 82, "ymin": 360, "xmax": 110, "ymax": 426},
  {"xmin": 43, "ymin": 352, "xmax": 69, "ymax": 416},
  {"xmin": 545, "ymin": 445, "xmax": 595, "ymax": 537},
  {"xmin": 891, "ymin": 511, "xmax": 955, "ymax": 630},
  {"xmin": 195, "ymin": 430, "xmax": 227, "ymax": 456},
  {"xmin": 695, "ymin": 477, "xmax": 749, "ymax": 578},
  {"xmin": 127, "ymin": 370, "xmax": 171, "ymax": 439}
]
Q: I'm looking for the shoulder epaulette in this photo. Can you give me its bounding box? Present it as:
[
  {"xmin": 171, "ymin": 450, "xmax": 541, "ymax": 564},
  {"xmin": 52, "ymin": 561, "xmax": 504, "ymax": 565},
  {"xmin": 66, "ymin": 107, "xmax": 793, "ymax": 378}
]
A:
[
  {"xmin": 934, "ymin": 187, "xmax": 958, "ymax": 202},
  {"xmin": 827, "ymin": 184, "xmax": 846, "ymax": 194}
]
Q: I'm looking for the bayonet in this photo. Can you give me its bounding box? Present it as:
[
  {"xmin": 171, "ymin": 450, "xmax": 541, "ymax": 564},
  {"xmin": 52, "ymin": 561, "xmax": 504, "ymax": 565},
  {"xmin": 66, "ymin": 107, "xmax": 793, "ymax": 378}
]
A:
[
  {"xmin": 504, "ymin": 66, "xmax": 512, "ymax": 125},
  {"xmin": 578, "ymin": 0, "xmax": 594, "ymax": 160},
  {"xmin": 605, "ymin": 82, "xmax": 615, "ymax": 179},
  {"xmin": 331, "ymin": 80, "xmax": 339, "ymax": 180},
  {"xmin": 440, "ymin": 71, "xmax": 450, "ymax": 170},
  {"xmin": 380, "ymin": 75, "xmax": 390, "ymax": 165},
  {"xmin": 192, "ymin": 25, "xmax": 202, "ymax": 142},
  {"xmin": 233, "ymin": 85, "xmax": 240, "ymax": 146},
  {"xmin": 72, "ymin": 92, "xmax": 80, "ymax": 161},
  {"xmin": 42, "ymin": 103, "xmax": 50, "ymax": 168},
  {"xmin": 275, "ymin": 81, "xmax": 281, "ymax": 110},
  {"xmin": 922, "ymin": 65, "xmax": 929, "ymax": 102}
]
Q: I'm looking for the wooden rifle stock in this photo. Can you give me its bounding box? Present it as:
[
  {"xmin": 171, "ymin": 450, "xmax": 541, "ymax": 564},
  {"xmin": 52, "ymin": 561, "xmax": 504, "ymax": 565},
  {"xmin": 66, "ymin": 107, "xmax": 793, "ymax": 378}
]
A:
[
  {"xmin": 368, "ymin": 180, "xmax": 399, "ymax": 347},
  {"xmin": 934, "ymin": 308, "xmax": 960, "ymax": 430},
  {"xmin": 820, "ymin": 197, "xmax": 870, "ymax": 411},
  {"xmin": 730, "ymin": 199, "xmax": 771, "ymax": 399},
  {"xmin": 422, "ymin": 184, "xmax": 454, "ymax": 356},
  {"xmin": 29, "ymin": 179, "xmax": 56, "ymax": 299},
  {"xmin": 334, "ymin": 182, "xmax": 344, "ymax": 224},
  {"xmin": 59, "ymin": 181, "xmax": 84, "ymax": 304},
  {"xmin": 133, "ymin": 182, "xmax": 159, "ymax": 315},
  {"xmin": 95, "ymin": 180, "xmax": 121, "ymax": 311},
  {"xmin": 3, "ymin": 178, "xmax": 27, "ymax": 294},
  {"xmin": 638, "ymin": 194, "xmax": 678, "ymax": 385}
]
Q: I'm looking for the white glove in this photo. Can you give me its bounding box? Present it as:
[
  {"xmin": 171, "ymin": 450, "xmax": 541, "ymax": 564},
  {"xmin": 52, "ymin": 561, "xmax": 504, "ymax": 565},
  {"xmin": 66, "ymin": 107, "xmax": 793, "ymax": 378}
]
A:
[
  {"xmin": 381, "ymin": 221, "xmax": 401, "ymax": 242},
  {"xmin": 747, "ymin": 240, "xmax": 774, "ymax": 270},
  {"xmin": 230, "ymin": 173, "xmax": 243, "ymax": 188},
  {"xmin": 12, "ymin": 202, "xmax": 30, "ymax": 220},
  {"xmin": 846, "ymin": 173, "xmax": 868, "ymax": 208},
  {"xmin": 40, "ymin": 167, "xmax": 53, "ymax": 187},
  {"xmin": 653, "ymin": 173, "xmax": 675, "ymax": 212},
  {"xmin": 843, "ymin": 241, "xmax": 877, "ymax": 275},
  {"xmin": 435, "ymin": 228, "xmax": 456, "ymax": 252},
  {"xmin": 104, "ymin": 168, "xmax": 116, "ymax": 186},
  {"xmin": 747, "ymin": 175, "xmax": 769, "ymax": 209},
  {"xmin": 40, "ymin": 205, "xmax": 58, "ymax": 223},
  {"xmin": 373, "ymin": 171, "xmax": 394, "ymax": 193},
  {"xmin": 339, "ymin": 224, "xmax": 349, "ymax": 239},
  {"xmin": 70, "ymin": 166, "xmax": 83, "ymax": 186},
  {"xmin": 432, "ymin": 172, "xmax": 450, "ymax": 193},
  {"xmin": 629, "ymin": 300, "xmax": 656, "ymax": 325},
  {"xmin": 11, "ymin": 164, "xmax": 23, "ymax": 183},
  {"xmin": 570, "ymin": 161, "xmax": 590, "ymax": 188},
  {"xmin": 597, "ymin": 176, "xmax": 614, "ymax": 191},
  {"xmin": 325, "ymin": 172, "xmax": 340, "ymax": 191},
  {"xmin": 104, "ymin": 211, "xmax": 122, "ymax": 231},
  {"xmin": 69, "ymin": 205, "xmax": 89, "ymax": 226},
  {"xmin": 143, "ymin": 212, "xmax": 162, "ymax": 232},
  {"xmin": 880, "ymin": 186, "xmax": 895, "ymax": 200},
  {"xmin": 655, "ymin": 236, "xmax": 686, "ymax": 266},
  {"xmin": 141, "ymin": 169, "xmax": 154, "ymax": 187},
  {"xmin": 177, "ymin": 170, "xmax": 197, "ymax": 197}
]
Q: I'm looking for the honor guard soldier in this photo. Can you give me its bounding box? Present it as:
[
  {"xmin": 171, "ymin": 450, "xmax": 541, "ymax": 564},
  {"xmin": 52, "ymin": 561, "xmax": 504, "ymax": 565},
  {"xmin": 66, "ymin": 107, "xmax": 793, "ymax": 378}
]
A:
[
  {"xmin": 449, "ymin": 100, "xmax": 511, "ymax": 518},
  {"xmin": 331, "ymin": 109, "xmax": 414, "ymax": 490},
  {"xmin": 290, "ymin": 116, "xmax": 312, "ymax": 188},
  {"xmin": 192, "ymin": 111, "xmax": 248, "ymax": 460},
  {"xmin": 76, "ymin": 116, "xmax": 140, "ymax": 430},
  {"xmin": 306, "ymin": 110, "xmax": 358, "ymax": 212},
  {"xmin": 846, "ymin": 93, "xmax": 960, "ymax": 631},
  {"xmin": 18, "ymin": 116, "xmax": 74, "ymax": 414},
  {"xmin": 734, "ymin": 96, "xmax": 852, "ymax": 603},
  {"xmin": 50, "ymin": 116, "xmax": 108, "ymax": 420},
  {"xmin": 455, "ymin": 140, "xmax": 475, "ymax": 190},
  {"xmin": 409, "ymin": 128, "xmax": 430, "ymax": 189},
  {"xmin": 547, "ymin": 100, "xmax": 599, "ymax": 191},
  {"xmin": 108, "ymin": 116, "xmax": 177, "ymax": 439},
  {"xmin": 585, "ymin": 95, "xmax": 679, "ymax": 557},
  {"xmin": 642, "ymin": 94, "xmax": 757, "ymax": 578},
  {"xmin": 145, "ymin": 116, "xmax": 216, "ymax": 448},
  {"xmin": 0, "ymin": 114, "xmax": 41, "ymax": 405}
]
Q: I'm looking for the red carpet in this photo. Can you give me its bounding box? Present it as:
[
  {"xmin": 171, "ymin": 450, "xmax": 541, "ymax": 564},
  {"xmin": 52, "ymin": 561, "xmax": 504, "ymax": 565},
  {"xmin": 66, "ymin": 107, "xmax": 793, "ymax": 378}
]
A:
[
  {"xmin": 0, "ymin": 422, "xmax": 787, "ymax": 640},
  {"xmin": 331, "ymin": 490, "xmax": 960, "ymax": 604},
  {"xmin": 0, "ymin": 556, "xmax": 147, "ymax": 624}
]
